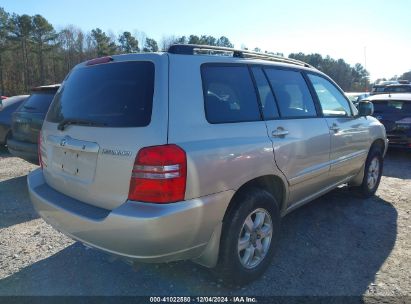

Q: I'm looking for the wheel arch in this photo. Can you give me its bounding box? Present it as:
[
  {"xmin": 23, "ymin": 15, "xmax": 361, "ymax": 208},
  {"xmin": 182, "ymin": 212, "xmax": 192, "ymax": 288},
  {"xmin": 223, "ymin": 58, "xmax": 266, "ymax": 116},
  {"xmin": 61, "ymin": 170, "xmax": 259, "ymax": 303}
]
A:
[
  {"xmin": 223, "ymin": 175, "xmax": 287, "ymax": 223},
  {"xmin": 350, "ymin": 137, "xmax": 386, "ymax": 186}
]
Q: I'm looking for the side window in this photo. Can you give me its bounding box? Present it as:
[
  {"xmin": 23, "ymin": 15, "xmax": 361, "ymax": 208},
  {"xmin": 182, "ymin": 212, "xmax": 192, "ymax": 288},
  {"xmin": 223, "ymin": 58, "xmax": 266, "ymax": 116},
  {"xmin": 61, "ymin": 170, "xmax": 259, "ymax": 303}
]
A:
[
  {"xmin": 264, "ymin": 69, "xmax": 317, "ymax": 118},
  {"xmin": 202, "ymin": 65, "xmax": 261, "ymax": 123},
  {"xmin": 251, "ymin": 67, "xmax": 279, "ymax": 120},
  {"xmin": 308, "ymin": 74, "xmax": 352, "ymax": 117}
]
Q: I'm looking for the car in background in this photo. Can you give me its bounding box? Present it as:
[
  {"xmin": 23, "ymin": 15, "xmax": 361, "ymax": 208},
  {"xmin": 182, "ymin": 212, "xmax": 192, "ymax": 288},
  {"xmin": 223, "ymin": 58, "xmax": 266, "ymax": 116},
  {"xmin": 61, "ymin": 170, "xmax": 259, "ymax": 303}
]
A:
[
  {"xmin": 365, "ymin": 93, "xmax": 411, "ymax": 149},
  {"xmin": 0, "ymin": 95, "xmax": 29, "ymax": 146},
  {"xmin": 7, "ymin": 85, "xmax": 59, "ymax": 163},
  {"xmin": 345, "ymin": 92, "xmax": 370, "ymax": 107},
  {"xmin": 382, "ymin": 84, "xmax": 411, "ymax": 94},
  {"xmin": 371, "ymin": 80, "xmax": 411, "ymax": 95}
]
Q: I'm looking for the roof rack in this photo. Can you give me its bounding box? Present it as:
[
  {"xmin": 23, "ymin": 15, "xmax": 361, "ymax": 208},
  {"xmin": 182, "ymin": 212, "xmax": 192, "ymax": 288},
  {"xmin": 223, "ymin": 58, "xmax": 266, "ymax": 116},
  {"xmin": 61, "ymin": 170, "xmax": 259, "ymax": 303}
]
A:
[{"xmin": 167, "ymin": 44, "xmax": 314, "ymax": 68}]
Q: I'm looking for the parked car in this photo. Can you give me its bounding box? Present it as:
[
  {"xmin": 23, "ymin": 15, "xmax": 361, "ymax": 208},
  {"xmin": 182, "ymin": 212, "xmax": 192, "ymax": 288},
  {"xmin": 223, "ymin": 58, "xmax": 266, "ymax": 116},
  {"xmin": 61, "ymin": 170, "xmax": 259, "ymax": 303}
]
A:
[
  {"xmin": 0, "ymin": 95, "xmax": 30, "ymax": 146},
  {"xmin": 364, "ymin": 93, "xmax": 411, "ymax": 149},
  {"xmin": 370, "ymin": 81, "xmax": 411, "ymax": 95},
  {"xmin": 345, "ymin": 92, "xmax": 370, "ymax": 107},
  {"xmin": 7, "ymin": 85, "xmax": 59, "ymax": 163},
  {"xmin": 382, "ymin": 84, "xmax": 411, "ymax": 94},
  {"xmin": 27, "ymin": 45, "xmax": 387, "ymax": 285}
]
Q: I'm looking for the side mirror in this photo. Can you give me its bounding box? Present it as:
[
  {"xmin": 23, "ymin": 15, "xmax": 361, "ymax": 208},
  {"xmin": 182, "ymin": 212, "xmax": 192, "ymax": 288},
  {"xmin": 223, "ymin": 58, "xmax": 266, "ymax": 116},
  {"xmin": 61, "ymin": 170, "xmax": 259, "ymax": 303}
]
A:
[{"xmin": 358, "ymin": 101, "xmax": 374, "ymax": 116}]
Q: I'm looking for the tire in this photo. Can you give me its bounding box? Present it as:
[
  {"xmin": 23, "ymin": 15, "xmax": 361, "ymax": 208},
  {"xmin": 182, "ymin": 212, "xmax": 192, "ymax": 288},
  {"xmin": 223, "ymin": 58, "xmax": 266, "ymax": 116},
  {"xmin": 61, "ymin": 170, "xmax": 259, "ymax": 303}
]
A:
[
  {"xmin": 216, "ymin": 188, "xmax": 280, "ymax": 286},
  {"xmin": 356, "ymin": 147, "xmax": 383, "ymax": 198}
]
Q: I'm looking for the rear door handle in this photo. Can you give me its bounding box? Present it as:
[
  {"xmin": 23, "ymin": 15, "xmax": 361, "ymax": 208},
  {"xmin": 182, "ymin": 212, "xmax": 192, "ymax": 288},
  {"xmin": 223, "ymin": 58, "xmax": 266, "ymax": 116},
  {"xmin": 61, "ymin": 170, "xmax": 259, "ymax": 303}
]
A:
[
  {"xmin": 329, "ymin": 123, "xmax": 340, "ymax": 132},
  {"xmin": 272, "ymin": 127, "xmax": 289, "ymax": 138}
]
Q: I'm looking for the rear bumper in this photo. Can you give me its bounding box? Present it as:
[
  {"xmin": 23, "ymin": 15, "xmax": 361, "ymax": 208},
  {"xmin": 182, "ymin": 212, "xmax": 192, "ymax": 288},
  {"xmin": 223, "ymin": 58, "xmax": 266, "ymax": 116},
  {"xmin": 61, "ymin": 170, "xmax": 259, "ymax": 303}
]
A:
[
  {"xmin": 7, "ymin": 138, "xmax": 38, "ymax": 164},
  {"xmin": 387, "ymin": 134, "xmax": 411, "ymax": 149},
  {"xmin": 28, "ymin": 169, "xmax": 233, "ymax": 264}
]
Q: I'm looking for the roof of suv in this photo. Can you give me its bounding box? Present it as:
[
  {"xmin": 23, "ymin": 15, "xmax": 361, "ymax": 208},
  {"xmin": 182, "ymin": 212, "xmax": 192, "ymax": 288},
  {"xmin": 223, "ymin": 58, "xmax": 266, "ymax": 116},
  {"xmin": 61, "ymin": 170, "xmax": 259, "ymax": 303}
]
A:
[
  {"xmin": 82, "ymin": 44, "xmax": 318, "ymax": 74},
  {"xmin": 167, "ymin": 44, "xmax": 315, "ymax": 69}
]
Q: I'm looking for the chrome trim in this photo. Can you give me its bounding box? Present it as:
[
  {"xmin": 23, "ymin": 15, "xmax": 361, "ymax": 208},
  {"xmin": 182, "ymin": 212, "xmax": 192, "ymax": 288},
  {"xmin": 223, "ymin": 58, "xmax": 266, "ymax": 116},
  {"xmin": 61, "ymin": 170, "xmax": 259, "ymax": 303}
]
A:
[
  {"xmin": 132, "ymin": 172, "xmax": 180, "ymax": 179},
  {"xmin": 133, "ymin": 164, "xmax": 180, "ymax": 172}
]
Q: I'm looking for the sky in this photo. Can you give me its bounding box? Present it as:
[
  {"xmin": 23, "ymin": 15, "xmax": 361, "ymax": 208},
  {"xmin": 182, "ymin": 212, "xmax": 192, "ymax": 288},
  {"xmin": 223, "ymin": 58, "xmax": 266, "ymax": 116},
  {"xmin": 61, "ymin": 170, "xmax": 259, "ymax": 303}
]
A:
[{"xmin": 2, "ymin": 0, "xmax": 411, "ymax": 81}]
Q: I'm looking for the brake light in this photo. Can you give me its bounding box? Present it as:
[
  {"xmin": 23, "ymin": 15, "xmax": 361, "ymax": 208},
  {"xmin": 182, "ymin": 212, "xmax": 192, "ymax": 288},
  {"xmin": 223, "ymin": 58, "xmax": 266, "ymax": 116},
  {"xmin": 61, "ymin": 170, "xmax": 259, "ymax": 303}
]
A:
[
  {"xmin": 86, "ymin": 56, "xmax": 113, "ymax": 66},
  {"xmin": 128, "ymin": 144, "xmax": 187, "ymax": 203},
  {"xmin": 38, "ymin": 131, "xmax": 43, "ymax": 169}
]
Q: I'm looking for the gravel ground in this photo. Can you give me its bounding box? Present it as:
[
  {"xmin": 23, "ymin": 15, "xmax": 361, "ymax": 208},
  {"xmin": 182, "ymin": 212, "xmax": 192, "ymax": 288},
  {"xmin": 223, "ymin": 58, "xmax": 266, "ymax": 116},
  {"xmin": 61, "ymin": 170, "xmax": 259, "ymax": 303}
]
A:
[{"xmin": 0, "ymin": 145, "xmax": 410, "ymax": 296}]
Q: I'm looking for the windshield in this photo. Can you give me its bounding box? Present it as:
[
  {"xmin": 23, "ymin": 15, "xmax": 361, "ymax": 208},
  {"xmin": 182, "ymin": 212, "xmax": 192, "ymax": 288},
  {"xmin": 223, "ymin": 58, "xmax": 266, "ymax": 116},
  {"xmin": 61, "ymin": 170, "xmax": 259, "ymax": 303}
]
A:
[{"xmin": 46, "ymin": 61, "xmax": 155, "ymax": 127}]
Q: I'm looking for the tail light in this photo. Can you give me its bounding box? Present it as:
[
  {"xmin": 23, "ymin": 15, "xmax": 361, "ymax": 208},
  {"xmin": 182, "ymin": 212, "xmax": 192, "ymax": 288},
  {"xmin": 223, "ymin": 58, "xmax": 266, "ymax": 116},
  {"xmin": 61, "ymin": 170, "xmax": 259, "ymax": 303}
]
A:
[
  {"xmin": 38, "ymin": 132, "xmax": 43, "ymax": 168},
  {"xmin": 128, "ymin": 144, "xmax": 187, "ymax": 203},
  {"xmin": 38, "ymin": 131, "xmax": 46, "ymax": 169}
]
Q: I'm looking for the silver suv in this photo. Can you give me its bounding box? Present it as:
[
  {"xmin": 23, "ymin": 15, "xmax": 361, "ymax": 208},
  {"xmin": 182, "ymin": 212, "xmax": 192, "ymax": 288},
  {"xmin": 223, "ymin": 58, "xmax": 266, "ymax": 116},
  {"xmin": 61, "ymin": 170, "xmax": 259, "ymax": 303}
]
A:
[{"xmin": 28, "ymin": 45, "xmax": 388, "ymax": 285}]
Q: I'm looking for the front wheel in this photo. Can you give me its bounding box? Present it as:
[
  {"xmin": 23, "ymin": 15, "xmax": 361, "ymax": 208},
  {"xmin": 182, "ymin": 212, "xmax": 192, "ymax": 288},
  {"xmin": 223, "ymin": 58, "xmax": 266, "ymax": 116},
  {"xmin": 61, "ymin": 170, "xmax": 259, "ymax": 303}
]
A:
[
  {"xmin": 356, "ymin": 148, "xmax": 383, "ymax": 198},
  {"xmin": 216, "ymin": 188, "xmax": 280, "ymax": 286}
]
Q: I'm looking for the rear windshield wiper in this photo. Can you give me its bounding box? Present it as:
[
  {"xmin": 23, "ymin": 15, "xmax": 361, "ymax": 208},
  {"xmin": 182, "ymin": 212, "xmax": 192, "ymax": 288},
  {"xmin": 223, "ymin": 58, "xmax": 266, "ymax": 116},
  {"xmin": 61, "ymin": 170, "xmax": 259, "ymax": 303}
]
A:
[{"xmin": 57, "ymin": 118, "xmax": 107, "ymax": 131}]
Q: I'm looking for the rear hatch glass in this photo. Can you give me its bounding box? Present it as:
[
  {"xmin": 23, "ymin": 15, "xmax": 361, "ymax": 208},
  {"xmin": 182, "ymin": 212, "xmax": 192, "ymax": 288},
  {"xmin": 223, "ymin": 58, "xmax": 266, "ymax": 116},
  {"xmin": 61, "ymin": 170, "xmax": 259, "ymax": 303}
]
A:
[
  {"xmin": 46, "ymin": 61, "xmax": 154, "ymax": 127},
  {"xmin": 42, "ymin": 60, "xmax": 159, "ymax": 211}
]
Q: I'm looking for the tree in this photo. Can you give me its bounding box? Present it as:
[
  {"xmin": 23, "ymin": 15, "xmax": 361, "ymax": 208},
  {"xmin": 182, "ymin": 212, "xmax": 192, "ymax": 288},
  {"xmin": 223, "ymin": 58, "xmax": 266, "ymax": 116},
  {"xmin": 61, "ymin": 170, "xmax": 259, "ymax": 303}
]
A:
[
  {"xmin": 143, "ymin": 37, "xmax": 158, "ymax": 52},
  {"xmin": 90, "ymin": 28, "xmax": 117, "ymax": 56},
  {"xmin": 32, "ymin": 14, "xmax": 56, "ymax": 84},
  {"xmin": 199, "ymin": 35, "xmax": 216, "ymax": 45},
  {"xmin": 8, "ymin": 13, "xmax": 33, "ymax": 91},
  {"xmin": 175, "ymin": 36, "xmax": 187, "ymax": 44},
  {"xmin": 216, "ymin": 36, "xmax": 233, "ymax": 48},
  {"xmin": 289, "ymin": 52, "xmax": 369, "ymax": 91},
  {"xmin": 400, "ymin": 71, "xmax": 411, "ymax": 81},
  {"xmin": 159, "ymin": 35, "xmax": 176, "ymax": 51},
  {"xmin": 0, "ymin": 7, "xmax": 9, "ymax": 94},
  {"xmin": 118, "ymin": 31, "xmax": 139, "ymax": 53},
  {"xmin": 188, "ymin": 35, "xmax": 200, "ymax": 44}
]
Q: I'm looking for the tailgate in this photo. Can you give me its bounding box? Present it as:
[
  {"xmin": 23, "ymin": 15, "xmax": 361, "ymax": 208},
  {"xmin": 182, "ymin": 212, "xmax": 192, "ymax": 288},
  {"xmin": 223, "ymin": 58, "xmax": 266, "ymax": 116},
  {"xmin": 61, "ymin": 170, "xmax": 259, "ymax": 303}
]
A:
[
  {"xmin": 40, "ymin": 54, "xmax": 169, "ymax": 210},
  {"xmin": 12, "ymin": 112, "xmax": 44, "ymax": 143}
]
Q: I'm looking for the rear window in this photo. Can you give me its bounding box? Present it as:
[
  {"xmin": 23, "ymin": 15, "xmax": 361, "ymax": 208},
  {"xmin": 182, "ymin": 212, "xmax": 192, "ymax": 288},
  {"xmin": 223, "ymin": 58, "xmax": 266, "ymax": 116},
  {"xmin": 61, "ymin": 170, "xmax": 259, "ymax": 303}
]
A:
[
  {"xmin": 201, "ymin": 65, "xmax": 261, "ymax": 123},
  {"xmin": 384, "ymin": 86, "xmax": 411, "ymax": 93},
  {"xmin": 21, "ymin": 92, "xmax": 56, "ymax": 113},
  {"xmin": 373, "ymin": 100, "xmax": 411, "ymax": 114},
  {"xmin": 46, "ymin": 61, "xmax": 154, "ymax": 127}
]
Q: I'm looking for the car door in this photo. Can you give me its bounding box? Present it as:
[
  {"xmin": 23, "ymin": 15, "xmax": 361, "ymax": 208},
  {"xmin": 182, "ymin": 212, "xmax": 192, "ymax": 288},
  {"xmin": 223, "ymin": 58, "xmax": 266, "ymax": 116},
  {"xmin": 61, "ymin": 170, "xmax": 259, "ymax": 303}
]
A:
[
  {"xmin": 306, "ymin": 73, "xmax": 370, "ymax": 184},
  {"xmin": 251, "ymin": 66, "xmax": 332, "ymax": 207}
]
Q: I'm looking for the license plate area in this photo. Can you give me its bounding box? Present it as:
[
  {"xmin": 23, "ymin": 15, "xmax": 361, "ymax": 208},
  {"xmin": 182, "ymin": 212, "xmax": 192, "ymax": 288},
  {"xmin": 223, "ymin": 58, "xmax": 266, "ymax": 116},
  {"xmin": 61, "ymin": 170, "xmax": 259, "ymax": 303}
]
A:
[{"xmin": 52, "ymin": 147, "xmax": 98, "ymax": 182}]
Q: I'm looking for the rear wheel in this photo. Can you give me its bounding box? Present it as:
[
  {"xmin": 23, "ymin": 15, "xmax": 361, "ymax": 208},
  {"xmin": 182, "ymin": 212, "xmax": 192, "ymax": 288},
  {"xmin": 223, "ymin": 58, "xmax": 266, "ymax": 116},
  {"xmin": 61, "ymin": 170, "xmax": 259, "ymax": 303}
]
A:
[
  {"xmin": 216, "ymin": 188, "xmax": 280, "ymax": 286},
  {"xmin": 356, "ymin": 148, "xmax": 383, "ymax": 198},
  {"xmin": 4, "ymin": 131, "xmax": 11, "ymax": 147}
]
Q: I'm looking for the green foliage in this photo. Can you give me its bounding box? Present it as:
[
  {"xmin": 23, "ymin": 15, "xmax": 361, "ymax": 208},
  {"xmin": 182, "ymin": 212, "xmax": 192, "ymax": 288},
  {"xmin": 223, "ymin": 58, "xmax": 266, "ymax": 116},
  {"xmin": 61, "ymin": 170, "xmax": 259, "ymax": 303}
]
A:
[
  {"xmin": 143, "ymin": 37, "xmax": 158, "ymax": 52},
  {"xmin": 91, "ymin": 28, "xmax": 117, "ymax": 56},
  {"xmin": 118, "ymin": 31, "xmax": 139, "ymax": 53},
  {"xmin": 289, "ymin": 52, "xmax": 369, "ymax": 91},
  {"xmin": 216, "ymin": 36, "xmax": 233, "ymax": 48},
  {"xmin": 0, "ymin": 6, "xmax": 405, "ymax": 96},
  {"xmin": 400, "ymin": 71, "xmax": 411, "ymax": 81}
]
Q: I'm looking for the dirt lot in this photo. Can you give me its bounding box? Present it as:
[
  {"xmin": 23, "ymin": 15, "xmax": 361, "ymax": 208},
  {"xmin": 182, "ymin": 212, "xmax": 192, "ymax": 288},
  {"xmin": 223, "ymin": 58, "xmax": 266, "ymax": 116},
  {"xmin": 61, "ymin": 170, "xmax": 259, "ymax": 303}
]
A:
[{"xmin": 0, "ymin": 146, "xmax": 410, "ymax": 296}]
